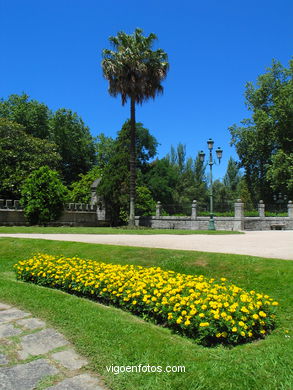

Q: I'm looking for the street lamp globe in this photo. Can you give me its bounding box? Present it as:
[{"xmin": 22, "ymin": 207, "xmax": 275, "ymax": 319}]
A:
[
  {"xmin": 207, "ymin": 138, "xmax": 214, "ymax": 150},
  {"xmin": 199, "ymin": 150, "xmax": 205, "ymax": 162}
]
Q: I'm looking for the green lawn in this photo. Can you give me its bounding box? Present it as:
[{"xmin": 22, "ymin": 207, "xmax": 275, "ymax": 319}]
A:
[
  {"xmin": 0, "ymin": 237, "xmax": 292, "ymax": 390},
  {"xmin": 0, "ymin": 226, "xmax": 242, "ymax": 234}
]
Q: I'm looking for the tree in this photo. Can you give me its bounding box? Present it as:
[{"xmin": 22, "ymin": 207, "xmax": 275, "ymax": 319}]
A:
[
  {"xmin": 94, "ymin": 133, "xmax": 115, "ymax": 170},
  {"xmin": 69, "ymin": 166, "xmax": 102, "ymax": 204},
  {"xmin": 135, "ymin": 186, "xmax": 156, "ymax": 216},
  {"xmin": 49, "ymin": 109, "xmax": 96, "ymax": 184},
  {"xmin": 20, "ymin": 166, "xmax": 68, "ymax": 225},
  {"xmin": 229, "ymin": 59, "xmax": 293, "ymax": 204},
  {"xmin": 0, "ymin": 119, "xmax": 61, "ymax": 199},
  {"xmin": 102, "ymin": 28, "xmax": 169, "ymax": 226},
  {"xmin": 0, "ymin": 94, "xmax": 51, "ymax": 139},
  {"xmin": 98, "ymin": 121, "xmax": 158, "ymax": 225},
  {"xmin": 266, "ymin": 150, "xmax": 293, "ymax": 195},
  {"xmin": 223, "ymin": 157, "xmax": 242, "ymax": 196},
  {"xmin": 145, "ymin": 158, "xmax": 180, "ymax": 214}
]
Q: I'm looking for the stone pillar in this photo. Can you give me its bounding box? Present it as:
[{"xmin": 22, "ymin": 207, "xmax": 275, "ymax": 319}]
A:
[
  {"xmin": 97, "ymin": 200, "xmax": 106, "ymax": 220},
  {"xmin": 191, "ymin": 200, "xmax": 197, "ymax": 220},
  {"xmin": 288, "ymin": 201, "xmax": 293, "ymax": 218},
  {"xmin": 6, "ymin": 200, "xmax": 13, "ymax": 209},
  {"xmin": 156, "ymin": 201, "xmax": 161, "ymax": 218},
  {"xmin": 258, "ymin": 200, "xmax": 265, "ymax": 218},
  {"xmin": 234, "ymin": 199, "xmax": 244, "ymax": 230}
]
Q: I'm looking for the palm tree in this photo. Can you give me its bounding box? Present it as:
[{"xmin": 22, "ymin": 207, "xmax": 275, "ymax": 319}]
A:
[{"xmin": 102, "ymin": 28, "xmax": 169, "ymax": 226}]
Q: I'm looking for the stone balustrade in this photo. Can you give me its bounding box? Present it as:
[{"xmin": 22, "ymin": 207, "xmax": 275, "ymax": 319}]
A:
[{"xmin": 0, "ymin": 198, "xmax": 292, "ymax": 230}]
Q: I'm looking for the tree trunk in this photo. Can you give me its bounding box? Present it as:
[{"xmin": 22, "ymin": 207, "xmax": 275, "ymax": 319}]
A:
[{"xmin": 129, "ymin": 96, "xmax": 136, "ymax": 227}]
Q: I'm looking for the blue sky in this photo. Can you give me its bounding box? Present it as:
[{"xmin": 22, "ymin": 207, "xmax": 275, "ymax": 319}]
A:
[{"xmin": 1, "ymin": 0, "xmax": 292, "ymax": 179}]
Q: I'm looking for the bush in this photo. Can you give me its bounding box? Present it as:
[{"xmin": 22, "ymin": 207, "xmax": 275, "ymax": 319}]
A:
[
  {"xmin": 15, "ymin": 254, "xmax": 279, "ymax": 347},
  {"xmin": 68, "ymin": 166, "xmax": 101, "ymax": 204},
  {"xmin": 20, "ymin": 166, "xmax": 68, "ymax": 224},
  {"xmin": 135, "ymin": 186, "xmax": 156, "ymax": 216}
]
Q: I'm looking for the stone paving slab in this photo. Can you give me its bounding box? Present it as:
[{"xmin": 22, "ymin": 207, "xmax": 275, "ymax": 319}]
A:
[
  {"xmin": 47, "ymin": 373, "xmax": 105, "ymax": 390},
  {"xmin": 18, "ymin": 328, "xmax": 69, "ymax": 360},
  {"xmin": 0, "ymin": 358, "xmax": 59, "ymax": 390},
  {"xmin": 0, "ymin": 308, "xmax": 30, "ymax": 324},
  {"xmin": 51, "ymin": 349, "xmax": 88, "ymax": 370},
  {"xmin": 0, "ymin": 302, "xmax": 108, "ymax": 390},
  {"xmin": 0, "ymin": 323, "xmax": 22, "ymax": 338},
  {"xmin": 16, "ymin": 317, "xmax": 46, "ymax": 330}
]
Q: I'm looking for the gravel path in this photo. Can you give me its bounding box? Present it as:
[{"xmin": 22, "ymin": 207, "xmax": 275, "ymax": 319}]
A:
[
  {"xmin": 0, "ymin": 302, "xmax": 106, "ymax": 390},
  {"xmin": 0, "ymin": 231, "xmax": 292, "ymax": 260}
]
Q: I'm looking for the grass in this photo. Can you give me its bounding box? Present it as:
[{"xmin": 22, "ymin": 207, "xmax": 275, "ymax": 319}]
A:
[
  {"xmin": 0, "ymin": 226, "xmax": 242, "ymax": 234},
  {"xmin": 0, "ymin": 237, "xmax": 292, "ymax": 390}
]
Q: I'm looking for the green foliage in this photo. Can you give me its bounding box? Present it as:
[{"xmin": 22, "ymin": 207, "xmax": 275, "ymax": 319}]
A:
[
  {"xmin": 237, "ymin": 178, "xmax": 254, "ymax": 211},
  {"xmin": 223, "ymin": 157, "xmax": 242, "ymax": 194},
  {"xmin": 20, "ymin": 166, "xmax": 68, "ymax": 225},
  {"xmin": 135, "ymin": 186, "xmax": 156, "ymax": 216},
  {"xmin": 0, "ymin": 93, "xmax": 51, "ymax": 139},
  {"xmin": 146, "ymin": 158, "xmax": 180, "ymax": 213},
  {"xmin": 212, "ymin": 180, "xmax": 232, "ymax": 212},
  {"xmin": 146, "ymin": 145, "xmax": 208, "ymax": 214},
  {"xmin": 68, "ymin": 166, "xmax": 102, "ymax": 204},
  {"xmin": 229, "ymin": 59, "xmax": 293, "ymax": 204},
  {"xmin": 98, "ymin": 121, "xmax": 158, "ymax": 225},
  {"xmin": 49, "ymin": 108, "xmax": 96, "ymax": 184},
  {"xmin": 0, "ymin": 119, "xmax": 61, "ymax": 199},
  {"xmin": 266, "ymin": 150, "xmax": 293, "ymax": 195},
  {"xmin": 102, "ymin": 28, "xmax": 169, "ymax": 106},
  {"xmin": 94, "ymin": 133, "xmax": 115, "ymax": 169},
  {"xmin": 0, "ymin": 94, "xmax": 96, "ymax": 186}
]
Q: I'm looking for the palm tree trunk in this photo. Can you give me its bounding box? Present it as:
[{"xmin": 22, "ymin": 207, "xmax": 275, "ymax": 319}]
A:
[{"xmin": 129, "ymin": 95, "xmax": 136, "ymax": 227}]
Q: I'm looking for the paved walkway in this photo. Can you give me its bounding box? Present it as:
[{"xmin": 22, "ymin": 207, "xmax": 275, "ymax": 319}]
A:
[
  {"xmin": 0, "ymin": 231, "xmax": 292, "ymax": 260},
  {"xmin": 0, "ymin": 302, "xmax": 106, "ymax": 390}
]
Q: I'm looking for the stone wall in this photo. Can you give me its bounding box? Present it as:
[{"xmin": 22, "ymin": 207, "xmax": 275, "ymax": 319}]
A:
[
  {"xmin": 1, "ymin": 198, "xmax": 293, "ymax": 230},
  {"xmin": 0, "ymin": 200, "xmax": 109, "ymax": 227},
  {"xmin": 135, "ymin": 200, "xmax": 293, "ymax": 231},
  {"xmin": 135, "ymin": 216, "xmax": 237, "ymax": 230}
]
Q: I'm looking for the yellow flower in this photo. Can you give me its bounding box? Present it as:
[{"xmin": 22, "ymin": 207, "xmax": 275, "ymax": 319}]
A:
[
  {"xmin": 199, "ymin": 322, "xmax": 209, "ymax": 327},
  {"xmin": 259, "ymin": 311, "xmax": 267, "ymax": 317},
  {"xmin": 232, "ymin": 327, "xmax": 237, "ymax": 332}
]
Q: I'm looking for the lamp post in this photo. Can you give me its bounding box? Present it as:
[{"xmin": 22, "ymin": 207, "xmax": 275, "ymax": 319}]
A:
[{"xmin": 199, "ymin": 139, "xmax": 223, "ymax": 230}]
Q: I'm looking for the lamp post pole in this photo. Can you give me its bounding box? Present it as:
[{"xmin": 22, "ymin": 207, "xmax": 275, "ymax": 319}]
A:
[
  {"xmin": 199, "ymin": 139, "xmax": 223, "ymax": 231},
  {"xmin": 208, "ymin": 141, "xmax": 215, "ymax": 230}
]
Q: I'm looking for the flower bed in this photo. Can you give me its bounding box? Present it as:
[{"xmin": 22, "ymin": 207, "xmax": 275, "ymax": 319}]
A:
[{"xmin": 14, "ymin": 254, "xmax": 279, "ymax": 346}]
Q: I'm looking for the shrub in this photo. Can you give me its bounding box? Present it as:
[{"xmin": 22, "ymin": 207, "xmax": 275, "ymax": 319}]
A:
[
  {"xmin": 14, "ymin": 254, "xmax": 279, "ymax": 346},
  {"xmin": 68, "ymin": 166, "xmax": 101, "ymax": 204},
  {"xmin": 20, "ymin": 166, "xmax": 68, "ymax": 225}
]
